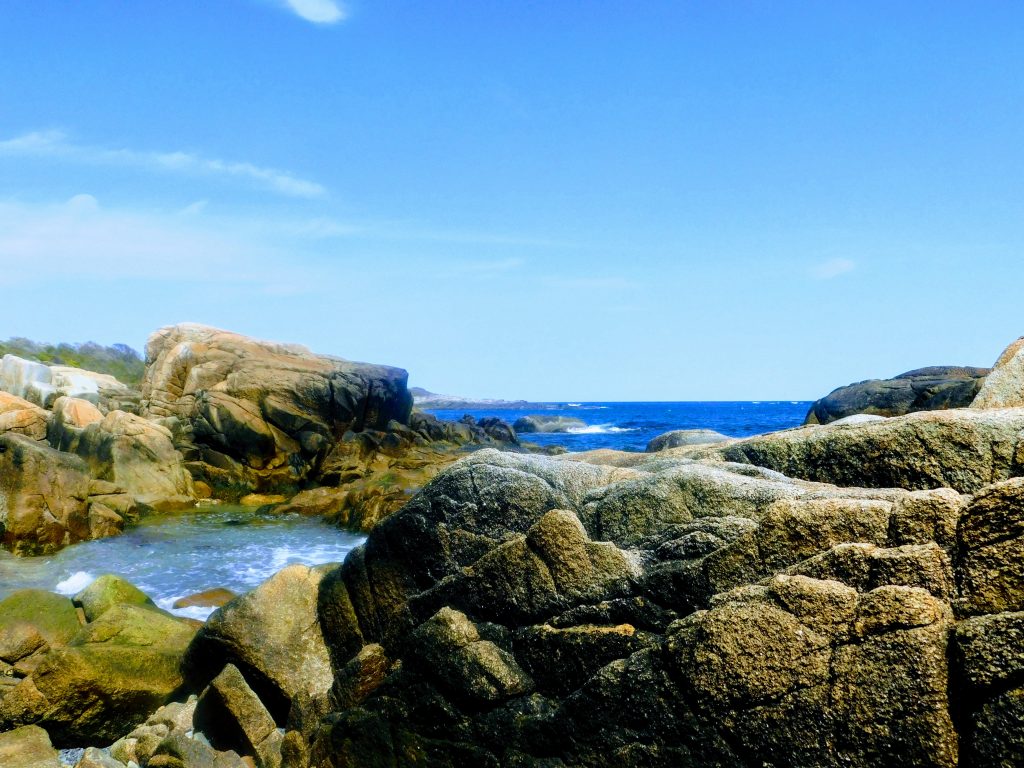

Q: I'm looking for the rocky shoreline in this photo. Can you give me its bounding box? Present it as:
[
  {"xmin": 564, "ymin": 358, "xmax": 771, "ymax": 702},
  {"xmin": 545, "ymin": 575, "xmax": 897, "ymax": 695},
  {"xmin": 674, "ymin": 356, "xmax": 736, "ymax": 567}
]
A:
[{"xmin": 3, "ymin": 330, "xmax": 1024, "ymax": 766}]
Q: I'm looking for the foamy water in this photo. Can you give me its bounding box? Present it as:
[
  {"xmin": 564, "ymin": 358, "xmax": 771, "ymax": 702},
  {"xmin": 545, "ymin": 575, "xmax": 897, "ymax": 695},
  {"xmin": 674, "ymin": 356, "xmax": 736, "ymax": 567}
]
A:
[{"xmin": 0, "ymin": 506, "xmax": 365, "ymax": 621}]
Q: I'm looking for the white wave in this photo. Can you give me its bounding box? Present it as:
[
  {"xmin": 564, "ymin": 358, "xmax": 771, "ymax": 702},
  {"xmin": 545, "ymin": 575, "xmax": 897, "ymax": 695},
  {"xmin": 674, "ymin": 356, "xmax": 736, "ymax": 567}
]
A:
[
  {"xmin": 55, "ymin": 571, "xmax": 94, "ymax": 595},
  {"xmin": 567, "ymin": 424, "xmax": 638, "ymax": 435},
  {"xmin": 157, "ymin": 596, "xmax": 218, "ymax": 622},
  {"xmin": 567, "ymin": 403, "xmax": 582, "ymax": 407}
]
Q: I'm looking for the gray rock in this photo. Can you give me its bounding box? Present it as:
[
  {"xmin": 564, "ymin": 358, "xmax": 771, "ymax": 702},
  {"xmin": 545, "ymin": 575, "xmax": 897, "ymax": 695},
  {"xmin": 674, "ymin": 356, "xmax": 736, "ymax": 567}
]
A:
[
  {"xmin": 645, "ymin": 429, "xmax": 732, "ymax": 452},
  {"xmin": 512, "ymin": 414, "xmax": 587, "ymax": 433}
]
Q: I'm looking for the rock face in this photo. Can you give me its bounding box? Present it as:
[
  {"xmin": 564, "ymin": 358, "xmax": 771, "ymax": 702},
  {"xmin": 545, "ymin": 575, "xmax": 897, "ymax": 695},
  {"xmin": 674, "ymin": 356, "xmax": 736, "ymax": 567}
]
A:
[
  {"xmin": 0, "ymin": 392, "xmax": 50, "ymax": 441},
  {"xmin": 513, "ymin": 414, "xmax": 587, "ymax": 433},
  {"xmin": 805, "ymin": 366, "xmax": 989, "ymax": 424},
  {"xmin": 972, "ymin": 336, "xmax": 1024, "ymax": 409},
  {"xmin": 264, "ymin": 447, "xmax": 1019, "ymax": 767},
  {"xmin": 140, "ymin": 324, "xmax": 413, "ymax": 494},
  {"xmin": 695, "ymin": 407, "xmax": 1024, "ymax": 494},
  {"xmin": 0, "ymin": 579, "xmax": 196, "ymax": 746},
  {"xmin": 0, "ymin": 724, "xmax": 61, "ymax": 768},
  {"xmin": 646, "ymin": 428, "xmax": 732, "ymax": 452},
  {"xmin": 183, "ymin": 564, "xmax": 335, "ymax": 722}
]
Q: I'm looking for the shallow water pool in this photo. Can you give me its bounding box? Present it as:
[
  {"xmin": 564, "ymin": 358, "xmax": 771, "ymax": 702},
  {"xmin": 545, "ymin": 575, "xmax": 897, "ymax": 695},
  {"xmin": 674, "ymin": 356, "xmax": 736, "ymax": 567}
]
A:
[{"xmin": 0, "ymin": 505, "xmax": 366, "ymax": 620}]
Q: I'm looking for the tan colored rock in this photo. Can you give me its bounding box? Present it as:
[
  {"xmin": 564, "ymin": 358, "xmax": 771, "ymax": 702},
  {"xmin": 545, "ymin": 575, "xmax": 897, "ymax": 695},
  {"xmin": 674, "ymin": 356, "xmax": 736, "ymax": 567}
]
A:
[
  {"xmin": 139, "ymin": 323, "xmax": 412, "ymax": 493},
  {"xmin": 173, "ymin": 588, "xmax": 238, "ymax": 610},
  {"xmin": 0, "ymin": 433, "xmax": 92, "ymax": 554},
  {"xmin": 54, "ymin": 409, "xmax": 194, "ymax": 509},
  {"xmin": 972, "ymin": 336, "xmax": 1024, "ymax": 408},
  {"xmin": 239, "ymin": 493, "xmax": 287, "ymax": 506},
  {"xmin": 183, "ymin": 564, "xmax": 335, "ymax": 720},
  {"xmin": 0, "ymin": 391, "xmax": 49, "ymax": 440},
  {"xmin": 52, "ymin": 395, "xmax": 103, "ymax": 428},
  {"xmin": 700, "ymin": 406, "xmax": 1024, "ymax": 493},
  {"xmin": 0, "ymin": 724, "xmax": 60, "ymax": 768}
]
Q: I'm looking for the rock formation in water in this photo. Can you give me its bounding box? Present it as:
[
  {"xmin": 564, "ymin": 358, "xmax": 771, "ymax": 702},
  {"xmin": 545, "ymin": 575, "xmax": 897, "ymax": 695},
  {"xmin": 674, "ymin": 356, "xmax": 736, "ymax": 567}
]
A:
[
  {"xmin": 513, "ymin": 414, "xmax": 587, "ymax": 433},
  {"xmin": 804, "ymin": 365, "xmax": 990, "ymax": 425},
  {"xmin": 645, "ymin": 428, "xmax": 732, "ymax": 452}
]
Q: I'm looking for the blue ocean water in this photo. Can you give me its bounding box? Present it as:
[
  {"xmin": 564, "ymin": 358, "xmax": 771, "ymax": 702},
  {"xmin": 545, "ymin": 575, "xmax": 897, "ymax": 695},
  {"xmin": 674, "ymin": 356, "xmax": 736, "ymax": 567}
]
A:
[{"xmin": 426, "ymin": 401, "xmax": 812, "ymax": 453}]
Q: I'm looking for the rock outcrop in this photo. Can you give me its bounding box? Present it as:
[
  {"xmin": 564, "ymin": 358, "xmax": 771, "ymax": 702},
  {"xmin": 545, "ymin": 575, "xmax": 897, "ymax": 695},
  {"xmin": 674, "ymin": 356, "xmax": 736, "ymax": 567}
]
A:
[
  {"xmin": 805, "ymin": 366, "xmax": 989, "ymax": 424},
  {"xmin": 513, "ymin": 414, "xmax": 587, "ymax": 433},
  {"xmin": 140, "ymin": 324, "xmax": 414, "ymax": 495},
  {"xmin": 0, "ymin": 579, "xmax": 196, "ymax": 746},
  {"xmin": 971, "ymin": 336, "xmax": 1024, "ymax": 409},
  {"xmin": 691, "ymin": 407, "xmax": 1024, "ymax": 494},
  {"xmin": 646, "ymin": 428, "xmax": 732, "ymax": 452},
  {"xmin": 162, "ymin": 443, "xmax": 1016, "ymax": 766}
]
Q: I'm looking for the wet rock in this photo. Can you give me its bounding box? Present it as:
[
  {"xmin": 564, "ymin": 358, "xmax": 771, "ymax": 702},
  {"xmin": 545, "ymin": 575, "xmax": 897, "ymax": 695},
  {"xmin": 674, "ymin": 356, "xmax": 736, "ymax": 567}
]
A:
[
  {"xmin": 174, "ymin": 588, "xmax": 238, "ymax": 610},
  {"xmin": 513, "ymin": 415, "xmax": 587, "ymax": 434}
]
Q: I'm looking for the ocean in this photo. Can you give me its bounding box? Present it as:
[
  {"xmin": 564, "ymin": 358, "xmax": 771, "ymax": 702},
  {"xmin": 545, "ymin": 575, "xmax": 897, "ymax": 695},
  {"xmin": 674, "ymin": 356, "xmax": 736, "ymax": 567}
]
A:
[{"xmin": 425, "ymin": 401, "xmax": 812, "ymax": 453}]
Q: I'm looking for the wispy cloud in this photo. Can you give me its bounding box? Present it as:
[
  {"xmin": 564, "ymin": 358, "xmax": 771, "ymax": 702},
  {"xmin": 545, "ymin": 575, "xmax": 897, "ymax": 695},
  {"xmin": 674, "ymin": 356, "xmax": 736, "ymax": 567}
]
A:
[
  {"xmin": 278, "ymin": 0, "xmax": 347, "ymax": 24},
  {"xmin": 811, "ymin": 257, "xmax": 856, "ymax": 280},
  {"xmin": 0, "ymin": 195, "xmax": 316, "ymax": 293},
  {"xmin": 0, "ymin": 130, "xmax": 326, "ymax": 198}
]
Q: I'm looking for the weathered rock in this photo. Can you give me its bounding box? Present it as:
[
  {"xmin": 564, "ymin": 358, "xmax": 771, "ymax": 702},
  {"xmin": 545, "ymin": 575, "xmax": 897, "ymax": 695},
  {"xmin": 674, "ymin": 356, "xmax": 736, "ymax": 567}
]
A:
[
  {"xmin": 645, "ymin": 429, "xmax": 732, "ymax": 452},
  {"xmin": 51, "ymin": 396, "xmax": 103, "ymax": 429},
  {"xmin": 74, "ymin": 574, "xmax": 157, "ymax": 622},
  {"xmin": 183, "ymin": 564, "xmax": 335, "ymax": 721},
  {"xmin": 957, "ymin": 477, "xmax": 1024, "ymax": 615},
  {"xmin": 108, "ymin": 697, "xmax": 197, "ymax": 766},
  {"xmin": 53, "ymin": 410, "xmax": 194, "ymax": 510},
  {"xmin": 0, "ymin": 590, "xmax": 81, "ymax": 647},
  {"xmin": 75, "ymin": 746, "xmax": 127, "ymax": 768},
  {"xmin": 703, "ymin": 407, "xmax": 1024, "ymax": 493},
  {"xmin": 148, "ymin": 732, "xmax": 249, "ymax": 768},
  {"xmin": 972, "ymin": 336, "xmax": 1024, "ymax": 409},
  {"xmin": 0, "ymin": 604, "xmax": 196, "ymax": 745},
  {"xmin": 513, "ymin": 415, "xmax": 586, "ymax": 433},
  {"xmin": 140, "ymin": 324, "xmax": 413, "ymax": 493},
  {"xmin": 195, "ymin": 663, "xmax": 278, "ymax": 763},
  {"xmin": 0, "ymin": 623, "xmax": 49, "ymax": 663},
  {"xmin": 174, "ymin": 588, "xmax": 238, "ymax": 610},
  {"xmin": 0, "ymin": 391, "xmax": 50, "ymax": 441},
  {"xmin": 0, "ymin": 433, "xmax": 92, "ymax": 554},
  {"xmin": 805, "ymin": 366, "xmax": 989, "ymax": 425},
  {"xmin": 0, "ymin": 724, "xmax": 61, "ymax": 768}
]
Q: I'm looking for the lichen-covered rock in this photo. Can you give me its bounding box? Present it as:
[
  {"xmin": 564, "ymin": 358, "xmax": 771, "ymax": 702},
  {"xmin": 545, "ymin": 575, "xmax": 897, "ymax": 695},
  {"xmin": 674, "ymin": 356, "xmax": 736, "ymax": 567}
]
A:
[
  {"xmin": 0, "ymin": 604, "xmax": 196, "ymax": 745},
  {"xmin": 701, "ymin": 407, "xmax": 1024, "ymax": 493},
  {"xmin": 0, "ymin": 391, "xmax": 50, "ymax": 441},
  {"xmin": 183, "ymin": 563, "xmax": 335, "ymax": 722}
]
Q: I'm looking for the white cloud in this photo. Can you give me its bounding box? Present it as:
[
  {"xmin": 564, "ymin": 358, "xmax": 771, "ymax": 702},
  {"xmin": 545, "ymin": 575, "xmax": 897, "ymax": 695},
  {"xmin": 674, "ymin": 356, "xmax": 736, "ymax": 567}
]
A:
[
  {"xmin": 811, "ymin": 257, "xmax": 856, "ymax": 280},
  {"xmin": 0, "ymin": 130, "xmax": 326, "ymax": 198},
  {"xmin": 0, "ymin": 196, "xmax": 315, "ymax": 290},
  {"xmin": 280, "ymin": 0, "xmax": 346, "ymax": 24}
]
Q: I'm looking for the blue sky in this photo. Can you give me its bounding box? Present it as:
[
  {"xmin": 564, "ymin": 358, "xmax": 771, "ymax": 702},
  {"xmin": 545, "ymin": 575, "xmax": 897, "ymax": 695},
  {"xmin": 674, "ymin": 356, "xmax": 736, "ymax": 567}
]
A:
[{"xmin": 1, "ymin": 1, "xmax": 1022, "ymax": 400}]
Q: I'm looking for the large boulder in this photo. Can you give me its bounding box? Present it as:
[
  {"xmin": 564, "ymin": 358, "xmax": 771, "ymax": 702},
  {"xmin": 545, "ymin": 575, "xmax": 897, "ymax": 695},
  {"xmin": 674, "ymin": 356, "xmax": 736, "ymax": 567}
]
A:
[
  {"xmin": 646, "ymin": 429, "xmax": 731, "ymax": 452},
  {"xmin": 513, "ymin": 414, "xmax": 587, "ymax": 433},
  {"xmin": 805, "ymin": 366, "xmax": 989, "ymax": 425},
  {"xmin": 51, "ymin": 410, "xmax": 194, "ymax": 509},
  {"xmin": 0, "ymin": 433, "xmax": 92, "ymax": 554},
  {"xmin": 139, "ymin": 324, "xmax": 413, "ymax": 493},
  {"xmin": 972, "ymin": 336, "xmax": 1024, "ymax": 409},
  {"xmin": 0, "ymin": 392, "xmax": 50, "ymax": 441},
  {"xmin": 183, "ymin": 563, "xmax": 335, "ymax": 722},
  {"xmin": 0, "ymin": 603, "xmax": 196, "ymax": 745},
  {"xmin": 695, "ymin": 407, "xmax": 1024, "ymax": 494}
]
